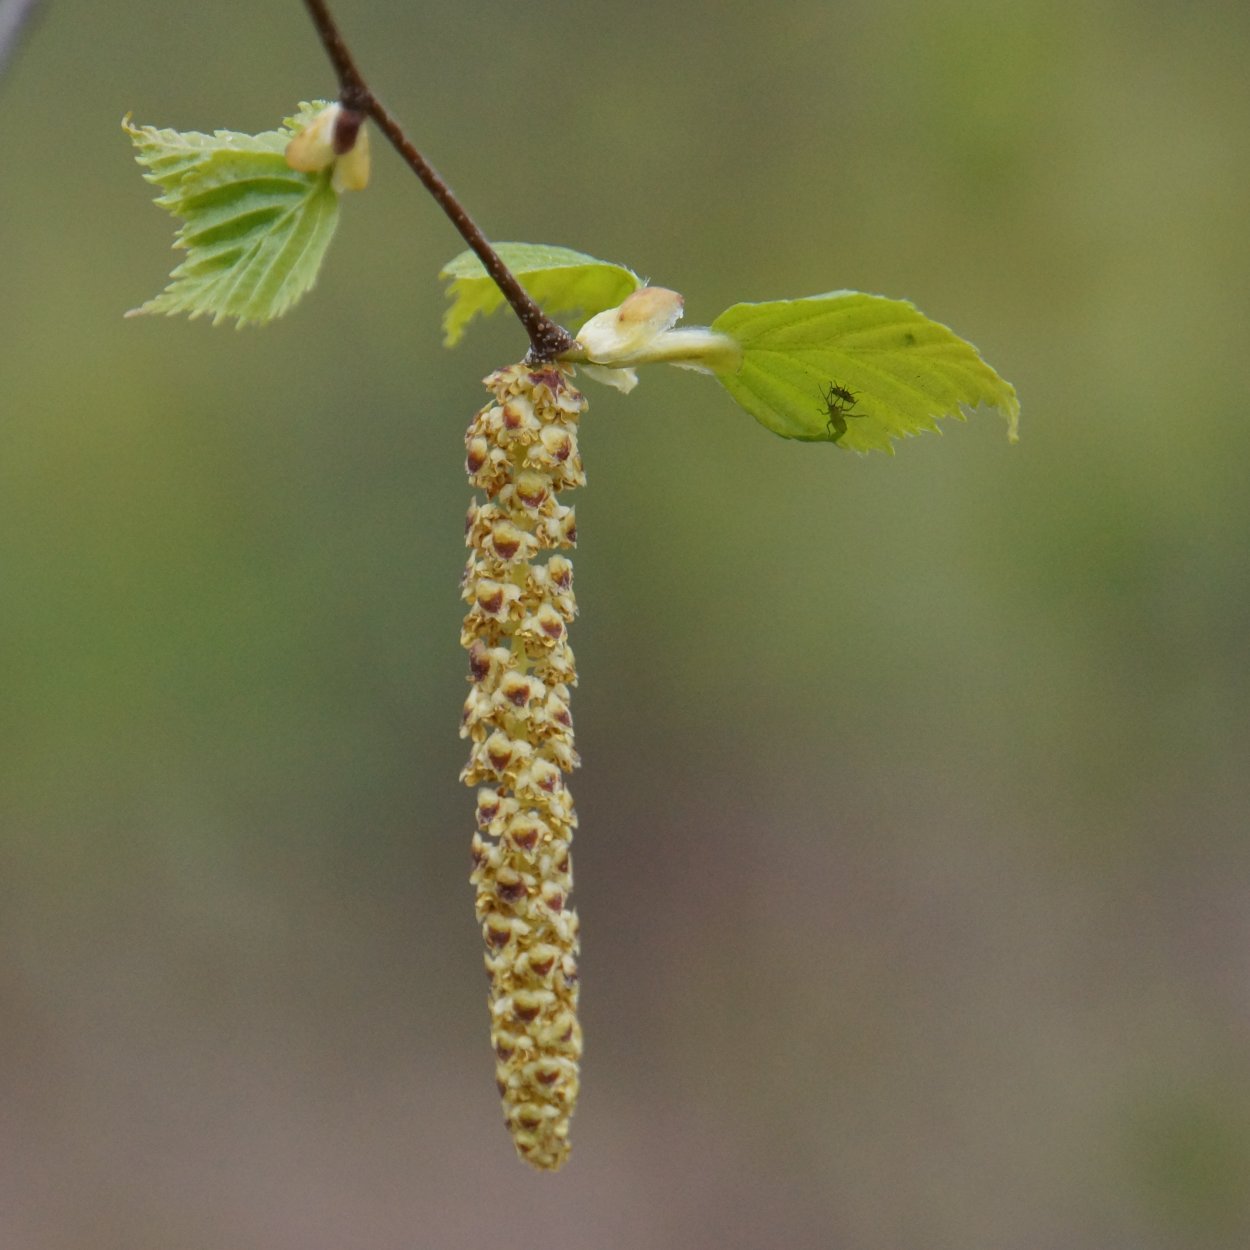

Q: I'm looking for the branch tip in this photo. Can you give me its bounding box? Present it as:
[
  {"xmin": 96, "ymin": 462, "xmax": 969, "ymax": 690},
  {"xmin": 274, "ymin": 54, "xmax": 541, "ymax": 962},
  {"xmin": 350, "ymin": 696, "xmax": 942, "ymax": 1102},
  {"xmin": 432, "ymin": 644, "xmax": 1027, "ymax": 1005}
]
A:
[{"xmin": 300, "ymin": 0, "xmax": 571, "ymax": 359}]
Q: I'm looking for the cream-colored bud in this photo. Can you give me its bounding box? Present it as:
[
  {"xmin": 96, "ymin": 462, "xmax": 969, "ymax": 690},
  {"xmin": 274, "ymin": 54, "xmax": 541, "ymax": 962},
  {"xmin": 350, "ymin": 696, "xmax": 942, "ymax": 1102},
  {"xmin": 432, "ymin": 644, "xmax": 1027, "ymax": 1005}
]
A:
[
  {"xmin": 285, "ymin": 104, "xmax": 340, "ymax": 173},
  {"xmin": 576, "ymin": 286, "xmax": 684, "ymax": 362},
  {"xmin": 284, "ymin": 103, "xmax": 371, "ymax": 191},
  {"xmin": 332, "ymin": 125, "xmax": 370, "ymax": 192},
  {"xmin": 572, "ymin": 287, "xmax": 742, "ymax": 380}
]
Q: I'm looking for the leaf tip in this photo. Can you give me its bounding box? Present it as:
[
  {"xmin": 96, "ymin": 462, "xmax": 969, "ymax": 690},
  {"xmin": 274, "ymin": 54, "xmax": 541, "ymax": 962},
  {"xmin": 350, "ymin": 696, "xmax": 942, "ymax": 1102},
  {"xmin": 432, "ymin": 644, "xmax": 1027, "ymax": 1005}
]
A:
[{"xmin": 441, "ymin": 305, "xmax": 466, "ymax": 349}]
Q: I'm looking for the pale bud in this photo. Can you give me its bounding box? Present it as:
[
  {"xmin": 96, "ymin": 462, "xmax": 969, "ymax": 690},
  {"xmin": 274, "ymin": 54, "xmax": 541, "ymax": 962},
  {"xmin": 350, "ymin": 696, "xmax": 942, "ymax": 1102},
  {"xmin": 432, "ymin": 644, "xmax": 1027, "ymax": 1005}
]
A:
[
  {"xmin": 284, "ymin": 103, "xmax": 371, "ymax": 192},
  {"xmin": 576, "ymin": 287, "xmax": 684, "ymax": 363},
  {"xmin": 573, "ymin": 286, "xmax": 742, "ymax": 385}
]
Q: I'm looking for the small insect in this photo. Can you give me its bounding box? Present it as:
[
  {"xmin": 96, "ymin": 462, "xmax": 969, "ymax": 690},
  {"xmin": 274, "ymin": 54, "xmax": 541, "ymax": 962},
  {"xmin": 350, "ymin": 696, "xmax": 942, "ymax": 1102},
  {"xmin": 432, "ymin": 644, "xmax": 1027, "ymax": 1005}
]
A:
[{"xmin": 819, "ymin": 381, "xmax": 862, "ymax": 443}]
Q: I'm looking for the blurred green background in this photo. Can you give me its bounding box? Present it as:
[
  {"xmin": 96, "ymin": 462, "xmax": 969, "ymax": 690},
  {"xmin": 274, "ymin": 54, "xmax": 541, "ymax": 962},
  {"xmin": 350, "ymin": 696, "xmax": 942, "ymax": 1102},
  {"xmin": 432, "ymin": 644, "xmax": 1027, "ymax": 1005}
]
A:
[{"xmin": 2, "ymin": 1, "xmax": 1248, "ymax": 1247}]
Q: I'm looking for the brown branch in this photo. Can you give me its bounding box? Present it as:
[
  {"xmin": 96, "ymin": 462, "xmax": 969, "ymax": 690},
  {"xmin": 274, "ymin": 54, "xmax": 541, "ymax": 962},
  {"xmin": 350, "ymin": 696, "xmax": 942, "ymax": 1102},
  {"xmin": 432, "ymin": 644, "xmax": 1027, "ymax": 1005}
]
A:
[
  {"xmin": 300, "ymin": 0, "xmax": 574, "ymax": 361},
  {"xmin": 0, "ymin": 0, "xmax": 45, "ymax": 84}
]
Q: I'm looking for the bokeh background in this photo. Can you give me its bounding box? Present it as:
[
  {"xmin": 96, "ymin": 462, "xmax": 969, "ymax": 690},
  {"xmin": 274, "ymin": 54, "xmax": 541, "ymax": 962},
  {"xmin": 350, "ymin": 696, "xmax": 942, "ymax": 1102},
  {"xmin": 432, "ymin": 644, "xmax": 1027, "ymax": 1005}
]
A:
[{"xmin": 2, "ymin": 1, "xmax": 1248, "ymax": 1246}]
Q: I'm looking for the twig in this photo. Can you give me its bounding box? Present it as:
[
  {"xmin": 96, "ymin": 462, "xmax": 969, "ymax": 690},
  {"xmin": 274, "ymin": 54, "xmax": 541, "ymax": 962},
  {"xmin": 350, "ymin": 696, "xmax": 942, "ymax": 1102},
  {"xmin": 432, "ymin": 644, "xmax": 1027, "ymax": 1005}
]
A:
[
  {"xmin": 0, "ymin": 0, "xmax": 44, "ymax": 84},
  {"xmin": 300, "ymin": 0, "xmax": 574, "ymax": 361}
]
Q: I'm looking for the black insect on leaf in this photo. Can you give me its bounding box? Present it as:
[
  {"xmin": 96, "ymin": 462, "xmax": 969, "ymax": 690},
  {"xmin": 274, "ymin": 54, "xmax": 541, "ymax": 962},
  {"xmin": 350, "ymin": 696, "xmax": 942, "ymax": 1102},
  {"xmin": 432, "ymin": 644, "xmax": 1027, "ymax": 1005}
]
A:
[{"xmin": 819, "ymin": 380, "xmax": 861, "ymax": 443}]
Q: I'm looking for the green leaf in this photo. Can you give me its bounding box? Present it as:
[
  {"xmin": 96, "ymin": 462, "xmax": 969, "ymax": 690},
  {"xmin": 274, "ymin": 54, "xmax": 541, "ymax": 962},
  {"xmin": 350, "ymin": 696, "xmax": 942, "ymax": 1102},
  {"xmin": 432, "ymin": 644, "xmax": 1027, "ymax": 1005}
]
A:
[
  {"xmin": 712, "ymin": 292, "xmax": 1019, "ymax": 452},
  {"xmin": 439, "ymin": 243, "xmax": 641, "ymax": 347},
  {"xmin": 124, "ymin": 104, "xmax": 341, "ymax": 327}
]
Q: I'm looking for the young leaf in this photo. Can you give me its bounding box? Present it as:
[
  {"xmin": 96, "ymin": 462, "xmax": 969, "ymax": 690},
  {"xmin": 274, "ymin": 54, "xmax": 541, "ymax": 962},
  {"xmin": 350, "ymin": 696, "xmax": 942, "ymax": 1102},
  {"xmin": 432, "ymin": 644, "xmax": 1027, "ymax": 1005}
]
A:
[
  {"xmin": 712, "ymin": 292, "xmax": 1019, "ymax": 452},
  {"xmin": 124, "ymin": 104, "xmax": 344, "ymax": 327},
  {"xmin": 440, "ymin": 243, "xmax": 640, "ymax": 347}
]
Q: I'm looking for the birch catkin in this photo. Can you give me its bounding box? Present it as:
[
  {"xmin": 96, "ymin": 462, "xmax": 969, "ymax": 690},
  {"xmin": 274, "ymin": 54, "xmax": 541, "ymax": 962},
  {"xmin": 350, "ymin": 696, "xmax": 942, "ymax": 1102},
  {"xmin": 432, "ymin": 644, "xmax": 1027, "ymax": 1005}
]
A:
[{"xmin": 459, "ymin": 362, "xmax": 585, "ymax": 1171}]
